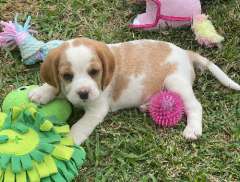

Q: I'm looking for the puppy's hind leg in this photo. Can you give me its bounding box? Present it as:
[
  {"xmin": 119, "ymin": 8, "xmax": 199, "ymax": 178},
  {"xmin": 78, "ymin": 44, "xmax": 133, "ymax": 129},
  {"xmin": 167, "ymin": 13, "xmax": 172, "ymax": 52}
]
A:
[{"xmin": 165, "ymin": 74, "xmax": 203, "ymax": 140}]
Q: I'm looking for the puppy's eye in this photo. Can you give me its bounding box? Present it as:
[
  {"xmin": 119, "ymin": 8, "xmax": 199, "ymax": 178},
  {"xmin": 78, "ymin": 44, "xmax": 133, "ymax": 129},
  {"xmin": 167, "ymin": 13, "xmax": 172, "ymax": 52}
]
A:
[
  {"xmin": 88, "ymin": 69, "xmax": 99, "ymax": 77},
  {"xmin": 63, "ymin": 73, "xmax": 73, "ymax": 81}
]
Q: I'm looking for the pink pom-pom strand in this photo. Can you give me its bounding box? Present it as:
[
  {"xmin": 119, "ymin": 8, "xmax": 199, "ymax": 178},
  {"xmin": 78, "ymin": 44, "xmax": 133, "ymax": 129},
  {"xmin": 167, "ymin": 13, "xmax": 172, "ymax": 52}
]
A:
[
  {"xmin": 0, "ymin": 21, "xmax": 29, "ymax": 47},
  {"xmin": 0, "ymin": 21, "xmax": 18, "ymax": 47},
  {"xmin": 0, "ymin": 16, "xmax": 33, "ymax": 48},
  {"xmin": 148, "ymin": 91, "xmax": 184, "ymax": 127}
]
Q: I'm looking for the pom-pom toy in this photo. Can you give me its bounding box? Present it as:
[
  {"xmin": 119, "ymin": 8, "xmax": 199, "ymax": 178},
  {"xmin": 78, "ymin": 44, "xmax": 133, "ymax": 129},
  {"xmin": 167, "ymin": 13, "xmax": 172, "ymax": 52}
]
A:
[
  {"xmin": 129, "ymin": 0, "xmax": 224, "ymax": 47},
  {"xmin": 148, "ymin": 91, "xmax": 184, "ymax": 127},
  {"xmin": 192, "ymin": 14, "xmax": 224, "ymax": 47},
  {"xmin": 0, "ymin": 105, "xmax": 85, "ymax": 182},
  {"xmin": 2, "ymin": 85, "xmax": 72, "ymax": 124},
  {"xmin": 0, "ymin": 15, "xmax": 64, "ymax": 65}
]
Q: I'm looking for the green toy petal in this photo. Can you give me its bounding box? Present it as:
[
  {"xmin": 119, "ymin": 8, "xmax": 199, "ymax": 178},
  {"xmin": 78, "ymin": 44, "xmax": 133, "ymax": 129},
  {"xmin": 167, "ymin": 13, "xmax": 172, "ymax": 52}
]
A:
[
  {"xmin": 59, "ymin": 136, "xmax": 74, "ymax": 146},
  {"xmin": 0, "ymin": 168, "xmax": 3, "ymax": 180},
  {"xmin": 44, "ymin": 155, "xmax": 58, "ymax": 175},
  {"xmin": 40, "ymin": 120, "xmax": 53, "ymax": 132},
  {"xmin": 35, "ymin": 113, "xmax": 44, "ymax": 126},
  {"xmin": 27, "ymin": 165, "xmax": 40, "ymax": 182},
  {"xmin": 53, "ymin": 125, "xmax": 70, "ymax": 134},
  {"xmin": 34, "ymin": 161, "xmax": 50, "ymax": 178},
  {"xmin": 16, "ymin": 171, "xmax": 27, "ymax": 182},
  {"xmin": 66, "ymin": 160, "xmax": 78, "ymax": 176},
  {"xmin": 28, "ymin": 107, "xmax": 37, "ymax": 117},
  {"xmin": 4, "ymin": 166, "xmax": 15, "ymax": 182},
  {"xmin": 56, "ymin": 160, "xmax": 74, "ymax": 181},
  {"xmin": 0, "ymin": 155, "xmax": 11, "ymax": 169},
  {"xmin": 42, "ymin": 132, "xmax": 61, "ymax": 143},
  {"xmin": 41, "ymin": 177, "xmax": 52, "ymax": 182},
  {"xmin": 15, "ymin": 112, "xmax": 26, "ymax": 125},
  {"xmin": 23, "ymin": 110, "xmax": 34, "ymax": 123},
  {"xmin": 72, "ymin": 146, "xmax": 86, "ymax": 166},
  {"xmin": 51, "ymin": 173, "xmax": 67, "ymax": 182},
  {"xmin": 30, "ymin": 150, "xmax": 45, "ymax": 163},
  {"xmin": 11, "ymin": 156, "xmax": 21, "ymax": 173},
  {"xmin": 0, "ymin": 135, "xmax": 9, "ymax": 144},
  {"xmin": 14, "ymin": 123, "xmax": 29, "ymax": 134},
  {"xmin": 20, "ymin": 154, "xmax": 33, "ymax": 170},
  {"xmin": 12, "ymin": 106, "xmax": 22, "ymax": 120},
  {"xmin": 46, "ymin": 115, "xmax": 64, "ymax": 125},
  {"xmin": 38, "ymin": 142, "xmax": 54, "ymax": 154},
  {"xmin": 52, "ymin": 145, "xmax": 73, "ymax": 161}
]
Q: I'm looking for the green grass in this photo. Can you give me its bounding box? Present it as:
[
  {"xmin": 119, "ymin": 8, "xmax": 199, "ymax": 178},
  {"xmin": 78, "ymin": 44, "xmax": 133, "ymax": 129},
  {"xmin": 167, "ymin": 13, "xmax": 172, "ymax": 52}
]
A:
[{"xmin": 0, "ymin": 0, "xmax": 240, "ymax": 181}]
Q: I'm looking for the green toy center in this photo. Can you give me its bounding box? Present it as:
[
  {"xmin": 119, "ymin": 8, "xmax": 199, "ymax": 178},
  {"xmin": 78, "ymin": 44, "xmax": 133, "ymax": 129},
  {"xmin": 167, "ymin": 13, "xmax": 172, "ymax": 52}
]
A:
[{"xmin": 0, "ymin": 129, "xmax": 39, "ymax": 155}]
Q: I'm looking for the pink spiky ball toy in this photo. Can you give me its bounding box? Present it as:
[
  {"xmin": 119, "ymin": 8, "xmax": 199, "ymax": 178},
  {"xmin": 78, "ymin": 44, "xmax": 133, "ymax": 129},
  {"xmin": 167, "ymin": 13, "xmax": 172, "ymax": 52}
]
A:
[{"xmin": 148, "ymin": 91, "xmax": 184, "ymax": 127}]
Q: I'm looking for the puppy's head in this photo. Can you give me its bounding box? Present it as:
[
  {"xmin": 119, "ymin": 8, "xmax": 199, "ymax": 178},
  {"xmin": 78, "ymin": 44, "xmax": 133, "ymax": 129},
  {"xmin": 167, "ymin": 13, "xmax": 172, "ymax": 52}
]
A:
[{"xmin": 40, "ymin": 38, "xmax": 115, "ymax": 106}]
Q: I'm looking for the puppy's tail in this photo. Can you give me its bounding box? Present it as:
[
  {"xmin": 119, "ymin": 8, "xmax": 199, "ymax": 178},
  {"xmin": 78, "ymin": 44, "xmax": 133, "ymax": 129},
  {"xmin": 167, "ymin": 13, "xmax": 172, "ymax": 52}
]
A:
[{"xmin": 188, "ymin": 51, "xmax": 240, "ymax": 91}]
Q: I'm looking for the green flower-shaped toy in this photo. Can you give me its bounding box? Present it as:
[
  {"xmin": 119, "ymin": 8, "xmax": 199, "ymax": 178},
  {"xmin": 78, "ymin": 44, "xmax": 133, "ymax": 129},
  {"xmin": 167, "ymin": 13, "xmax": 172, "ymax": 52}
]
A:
[
  {"xmin": 0, "ymin": 105, "xmax": 85, "ymax": 182},
  {"xmin": 0, "ymin": 86, "xmax": 86, "ymax": 181}
]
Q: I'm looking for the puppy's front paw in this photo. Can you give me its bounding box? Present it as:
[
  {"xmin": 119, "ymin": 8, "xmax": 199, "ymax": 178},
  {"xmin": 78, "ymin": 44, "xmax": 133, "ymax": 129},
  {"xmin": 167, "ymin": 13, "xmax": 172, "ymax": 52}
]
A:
[
  {"xmin": 139, "ymin": 103, "xmax": 149, "ymax": 112},
  {"xmin": 70, "ymin": 123, "xmax": 88, "ymax": 145},
  {"xmin": 28, "ymin": 86, "xmax": 56, "ymax": 104},
  {"xmin": 183, "ymin": 125, "xmax": 202, "ymax": 140}
]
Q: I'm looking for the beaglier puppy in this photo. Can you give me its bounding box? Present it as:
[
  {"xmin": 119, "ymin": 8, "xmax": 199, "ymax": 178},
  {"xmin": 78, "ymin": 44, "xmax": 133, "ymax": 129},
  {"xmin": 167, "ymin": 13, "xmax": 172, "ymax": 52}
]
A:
[{"xmin": 29, "ymin": 38, "xmax": 240, "ymax": 144}]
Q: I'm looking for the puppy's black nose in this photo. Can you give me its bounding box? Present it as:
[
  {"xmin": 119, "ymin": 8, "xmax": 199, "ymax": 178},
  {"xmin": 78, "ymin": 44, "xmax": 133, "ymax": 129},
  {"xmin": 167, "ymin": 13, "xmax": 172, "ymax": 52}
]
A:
[{"xmin": 78, "ymin": 91, "xmax": 89, "ymax": 100}]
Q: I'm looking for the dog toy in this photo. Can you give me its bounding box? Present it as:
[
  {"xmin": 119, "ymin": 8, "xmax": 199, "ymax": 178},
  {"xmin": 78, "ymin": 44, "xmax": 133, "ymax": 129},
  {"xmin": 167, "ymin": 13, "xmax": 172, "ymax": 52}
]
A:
[
  {"xmin": 192, "ymin": 14, "xmax": 225, "ymax": 47},
  {"xmin": 0, "ymin": 15, "xmax": 64, "ymax": 65},
  {"xmin": 148, "ymin": 91, "xmax": 184, "ymax": 127},
  {"xmin": 129, "ymin": 0, "xmax": 224, "ymax": 47},
  {"xmin": 0, "ymin": 104, "xmax": 85, "ymax": 182},
  {"xmin": 2, "ymin": 85, "xmax": 72, "ymax": 124}
]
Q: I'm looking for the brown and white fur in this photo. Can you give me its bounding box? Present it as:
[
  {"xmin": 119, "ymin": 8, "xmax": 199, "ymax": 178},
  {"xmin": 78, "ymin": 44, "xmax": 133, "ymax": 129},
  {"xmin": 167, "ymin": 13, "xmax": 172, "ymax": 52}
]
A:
[{"xmin": 28, "ymin": 38, "xmax": 240, "ymax": 145}]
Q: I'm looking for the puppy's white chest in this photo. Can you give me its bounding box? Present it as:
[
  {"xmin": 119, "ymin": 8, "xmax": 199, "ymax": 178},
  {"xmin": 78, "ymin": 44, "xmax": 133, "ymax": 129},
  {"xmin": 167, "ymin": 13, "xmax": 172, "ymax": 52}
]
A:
[{"xmin": 109, "ymin": 75, "xmax": 145, "ymax": 112}]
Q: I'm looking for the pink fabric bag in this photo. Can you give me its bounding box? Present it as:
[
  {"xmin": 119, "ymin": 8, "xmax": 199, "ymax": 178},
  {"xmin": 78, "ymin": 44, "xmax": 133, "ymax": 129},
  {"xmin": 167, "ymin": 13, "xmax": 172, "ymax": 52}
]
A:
[{"xmin": 130, "ymin": 0, "xmax": 201, "ymax": 29}]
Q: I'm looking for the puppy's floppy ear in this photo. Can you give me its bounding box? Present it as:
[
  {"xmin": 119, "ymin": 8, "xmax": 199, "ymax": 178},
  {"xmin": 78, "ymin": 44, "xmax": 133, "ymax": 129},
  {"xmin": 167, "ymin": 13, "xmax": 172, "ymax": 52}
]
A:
[
  {"xmin": 94, "ymin": 41, "xmax": 115, "ymax": 90},
  {"xmin": 40, "ymin": 47, "xmax": 61, "ymax": 94}
]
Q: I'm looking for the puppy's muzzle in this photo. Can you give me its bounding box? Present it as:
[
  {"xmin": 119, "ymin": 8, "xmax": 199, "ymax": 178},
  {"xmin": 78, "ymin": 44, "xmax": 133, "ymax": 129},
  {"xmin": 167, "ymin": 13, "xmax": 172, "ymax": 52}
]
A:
[{"xmin": 77, "ymin": 91, "xmax": 89, "ymax": 100}]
